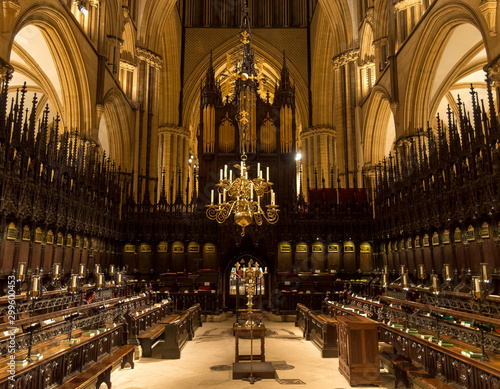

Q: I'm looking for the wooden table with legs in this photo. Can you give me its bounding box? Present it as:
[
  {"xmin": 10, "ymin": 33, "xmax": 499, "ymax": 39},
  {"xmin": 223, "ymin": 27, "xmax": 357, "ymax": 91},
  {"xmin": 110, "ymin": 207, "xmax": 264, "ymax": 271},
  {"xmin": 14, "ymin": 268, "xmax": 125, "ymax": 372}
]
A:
[{"xmin": 233, "ymin": 324, "xmax": 266, "ymax": 363}]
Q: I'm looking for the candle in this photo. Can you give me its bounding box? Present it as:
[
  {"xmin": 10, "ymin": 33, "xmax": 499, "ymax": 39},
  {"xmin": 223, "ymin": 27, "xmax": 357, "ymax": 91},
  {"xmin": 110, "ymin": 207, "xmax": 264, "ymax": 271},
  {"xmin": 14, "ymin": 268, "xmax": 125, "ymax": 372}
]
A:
[
  {"xmin": 266, "ymin": 167, "xmax": 269, "ymax": 181},
  {"xmin": 258, "ymin": 195, "xmax": 260, "ymax": 206},
  {"xmin": 402, "ymin": 273, "xmax": 408, "ymax": 289},
  {"xmin": 79, "ymin": 264, "xmax": 85, "ymax": 278},
  {"xmin": 98, "ymin": 273, "xmax": 104, "ymax": 289},
  {"xmin": 383, "ymin": 265, "xmax": 388, "ymax": 274},
  {"xmin": 257, "ymin": 163, "xmax": 260, "ymax": 178},
  {"xmin": 220, "ymin": 169, "xmax": 223, "ymax": 180},
  {"xmin": 117, "ymin": 273, "xmax": 122, "ymax": 286},
  {"xmin": 211, "ymin": 189, "xmax": 214, "ymax": 204},
  {"xmin": 54, "ymin": 263, "xmax": 60, "ymax": 279},
  {"xmin": 264, "ymin": 267, "xmax": 267, "ymax": 274},
  {"xmin": 32, "ymin": 276, "xmax": 39, "ymax": 297},
  {"xmin": 250, "ymin": 183, "xmax": 253, "ymax": 200},
  {"xmin": 71, "ymin": 274, "xmax": 77, "ymax": 289},
  {"xmin": 382, "ymin": 273, "xmax": 388, "ymax": 287},
  {"xmin": 229, "ymin": 170, "xmax": 232, "ymax": 181},
  {"xmin": 18, "ymin": 263, "xmax": 25, "ymax": 280},
  {"xmin": 481, "ymin": 263, "xmax": 488, "ymax": 282},
  {"xmin": 218, "ymin": 192, "xmax": 221, "ymax": 204},
  {"xmin": 418, "ymin": 264, "xmax": 425, "ymax": 279},
  {"xmin": 110, "ymin": 265, "xmax": 115, "ymax": 276},
  {"xmin": 223, "ymin": 188, "xmax": 226, "ymax": 202},
  {"xmin": 474, "ymin": 277, "xmax": 481, "ymax": 298},
  {"xmin": 432, "ymin": 275, "xmax": 438, "ymax": 292},
  {"xmin": 444, "ymin": 264, "xmax": 451, "ymax": 280},
  {"xmin": 224, "ymin": 165, "xmax": 227, "ymax": 179},
  {"xmin": 271, "ymin": 190, "xmax": 275, "ymax": 205},
  {"xmin": 241, "ymin": 161, "xmax": 244, "ymax": 177},
  {"xmin": 400, "ymin": 264, "xmax": 406, "ymax": 275},
  {"xmin": 95, "ymin": 264, "xmax": 100, "ymax": 274}
]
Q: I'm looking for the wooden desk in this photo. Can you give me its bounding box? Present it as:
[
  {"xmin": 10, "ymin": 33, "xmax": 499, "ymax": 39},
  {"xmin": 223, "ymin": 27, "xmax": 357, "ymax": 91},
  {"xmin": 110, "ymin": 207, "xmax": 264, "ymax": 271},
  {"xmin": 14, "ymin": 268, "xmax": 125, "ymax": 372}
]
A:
[{"xmin": 233, "ymin": 324, "xmax": 266, "ymax": 363}]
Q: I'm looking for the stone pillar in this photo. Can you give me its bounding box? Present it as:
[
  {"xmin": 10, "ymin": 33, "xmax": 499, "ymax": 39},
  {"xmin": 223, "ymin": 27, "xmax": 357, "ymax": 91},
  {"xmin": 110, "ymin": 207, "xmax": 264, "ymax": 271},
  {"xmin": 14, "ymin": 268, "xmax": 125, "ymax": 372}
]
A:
[
  {"xmin": 158, "ymin": 126, "xmax": 190, "ymax": 203},
  {"xmin": 333, "ymin": 49, "xmax": 359, "ymax": 188},
  {"xmin": 135, "ymin": 46, "xmax": 162, "ymax": 198},
  {"xmin": 301, "ymin": 126, "xmax": 336, "ymax": 193}
]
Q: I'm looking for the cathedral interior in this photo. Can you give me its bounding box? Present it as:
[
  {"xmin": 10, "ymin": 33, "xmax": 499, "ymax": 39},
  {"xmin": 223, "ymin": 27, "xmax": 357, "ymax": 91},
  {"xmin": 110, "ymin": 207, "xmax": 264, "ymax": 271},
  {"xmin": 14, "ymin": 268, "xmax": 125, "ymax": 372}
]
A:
[{"xmin": 1, "ymin": 0, "xmax": 500, "ymax": 388}]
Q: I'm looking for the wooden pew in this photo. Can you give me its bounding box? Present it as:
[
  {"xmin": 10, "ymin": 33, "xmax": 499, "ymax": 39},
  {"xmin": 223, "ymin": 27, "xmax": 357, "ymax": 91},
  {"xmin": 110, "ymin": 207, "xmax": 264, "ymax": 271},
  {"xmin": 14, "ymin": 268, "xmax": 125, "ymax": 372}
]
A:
[
  {"xmin": 308, "ymin": 312, "xmax": 338, "ymax": 357},
  {"xmin": 125, "ymin": 301, "xmax": 171, "ymax": 344},
  {"xmin": 137, "ymin": 324, "xmax": 165, "ymax": 357},
  {"xmin": 161, "ymin": 304, "xmax": 201, "ymax": 359},
  {"xmin": 295, "ymin": 303, "xmax": 310, "ymax": 337},
  {"xmin": 162, "ymin": 312, "xmax": 191, "ymax": 359},
  {"xmin": 0, "ymin": 324, "xmax": 124, "ymax": 389},
  {"xmin": 58, "ymin": 344, "xmax": 135, "ymax": 389},
  {"xmin": 324, "ymin": 298, "xmax": 500, "ymax": 389}
]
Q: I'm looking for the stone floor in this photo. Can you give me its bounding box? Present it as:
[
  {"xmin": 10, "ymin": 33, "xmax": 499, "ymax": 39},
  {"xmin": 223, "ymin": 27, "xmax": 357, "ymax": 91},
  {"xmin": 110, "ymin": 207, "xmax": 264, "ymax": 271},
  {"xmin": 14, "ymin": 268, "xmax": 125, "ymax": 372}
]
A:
[{"xmin": 111, "ymin": 319, "xmax": 395, "ymax": 388}]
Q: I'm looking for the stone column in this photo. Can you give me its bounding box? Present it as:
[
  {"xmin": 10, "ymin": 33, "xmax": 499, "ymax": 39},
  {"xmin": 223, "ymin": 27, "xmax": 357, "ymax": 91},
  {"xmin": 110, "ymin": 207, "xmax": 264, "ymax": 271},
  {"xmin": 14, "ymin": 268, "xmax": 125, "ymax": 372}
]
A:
[
  {"xmin": 158, "ymin": 126, "xmax": 190, "ymax": 203},
  {"xmin": 333, "ymin": 49, "xmax": 359, "ymax": 188}
]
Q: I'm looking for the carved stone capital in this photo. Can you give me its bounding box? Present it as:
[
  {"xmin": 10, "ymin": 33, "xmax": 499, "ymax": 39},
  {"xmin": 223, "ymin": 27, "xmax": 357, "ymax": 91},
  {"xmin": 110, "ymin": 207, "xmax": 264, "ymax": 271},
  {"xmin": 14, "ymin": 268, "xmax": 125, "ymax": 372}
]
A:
[
  {"xmin": 301, "ymin": 126, "xmax": 336, "ymax": 140},
  {"xmin": 486, "ymin": 56, "xmax": 500, "ymax": 86},
  {"xmin": 480, "ymin": 0, "xmax": 498, "ymax": 37},
  {"xmin": 158, "ymin": 125, "xmax": 190, "ymax": 139},
  {"xmin": 136, "ymin": 46, "xmax": 163, "ymax": 70},
  {"xmin": 372, "ymin": 37, "xmax": 388, "ymax": 49},
  {"xmin": 1, "ymin": 0, "xmax": 20, "ymax": 33},
  {"xmin": 332, "ymin": 49, "xmax": 359, "ymax": 70},
  {"xmin": 120, "ymin": 60, "xmax": 136, "ymax": 72},
  {"xmin": 393, "ymin": 0, "xmax": 421, "ymax": 12},
  {"xmin": 0, "ymin": 59, "xmax": 14, "ymax": 84}
]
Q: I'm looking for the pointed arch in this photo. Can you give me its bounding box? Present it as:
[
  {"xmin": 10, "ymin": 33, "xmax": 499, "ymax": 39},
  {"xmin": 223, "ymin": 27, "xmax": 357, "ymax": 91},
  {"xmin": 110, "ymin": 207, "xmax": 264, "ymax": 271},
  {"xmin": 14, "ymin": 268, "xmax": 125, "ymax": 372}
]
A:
[
  {"xmin": 403, "ymin": 3, "xmax": 489, "ymax": 131},
  {"xmin": 9, "ymin": 3, "xmax": 92, "ymax": 134},
  {"xmin": 363, "ymin": 86, "xmax": 395, "ymax": 165}
]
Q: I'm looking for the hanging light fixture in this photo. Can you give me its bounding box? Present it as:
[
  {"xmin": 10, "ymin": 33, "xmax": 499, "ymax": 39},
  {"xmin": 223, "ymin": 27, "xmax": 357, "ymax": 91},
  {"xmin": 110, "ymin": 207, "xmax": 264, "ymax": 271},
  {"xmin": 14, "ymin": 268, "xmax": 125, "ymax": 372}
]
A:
[{"xmin": 206, "ymin": 0, "xmax": 279, "ymax": 236}]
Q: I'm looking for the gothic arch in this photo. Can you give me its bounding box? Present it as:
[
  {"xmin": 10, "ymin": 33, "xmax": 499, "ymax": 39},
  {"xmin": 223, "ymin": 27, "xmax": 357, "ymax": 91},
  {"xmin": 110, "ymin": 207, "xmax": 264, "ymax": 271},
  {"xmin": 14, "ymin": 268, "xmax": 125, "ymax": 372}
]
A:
[
  {"xmin": 363, "ymin": 87, "xmax": 395, "ymax": 165},
  {"xmin": 181, "ymin": 35, "xmax": 309, "ymax": 139},
  {"xmin": 158, "ymin": 10, "xmax": 183, "ymax": 126},
  {"xmin": 101, "ymin": 89, "xmax": 133, "ymax": 170},
  {"xmin": 403, "ymin": 3, "xmax": 489, "ymax": 131},
  {"xmin": 9, "ymin": 3, "xmax": 92, "ymax": 134},
  {"xmin": 139, "ymin": 0, "xmax": 177, "ymax": 54},
  {"xmin": 310, "ymin": 6, "xmax": 335, "ymax": 127},
  {"xmin": 317, "ymin": 0, "xmax": 354, "ymax": 53}
]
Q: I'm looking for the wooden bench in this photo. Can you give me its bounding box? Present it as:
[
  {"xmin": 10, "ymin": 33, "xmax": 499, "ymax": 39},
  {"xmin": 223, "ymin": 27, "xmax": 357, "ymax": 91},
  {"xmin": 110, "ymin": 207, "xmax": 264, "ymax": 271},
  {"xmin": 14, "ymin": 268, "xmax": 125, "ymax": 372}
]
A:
[
  {"xmin": 59, "ymin": 344, "xmax": 135, "ymax": 389},
  {"xmin": 295, "ymin": 303, "xmax": 310, "ymax": 336},
  {"xmin": 308, "ymin": 313, "xmax": 338, "ymax": 357},
  {"xmin": 162, "ymin": 313, "xmax": 192, "ymax": 359},
  {"xmin": 380, "ymin": 352, "xmax": 428, "ymax": 388},
  {"xmin": 413, "ymin": 377, "xmax": 455, "ymax": 389},
  {"xmin": 380, "ymin": 352, "xmax": 454, "ymax": 389},
  {"xmin": 137, "ymin": 324, "xmax": 166, "ymax": 357}
]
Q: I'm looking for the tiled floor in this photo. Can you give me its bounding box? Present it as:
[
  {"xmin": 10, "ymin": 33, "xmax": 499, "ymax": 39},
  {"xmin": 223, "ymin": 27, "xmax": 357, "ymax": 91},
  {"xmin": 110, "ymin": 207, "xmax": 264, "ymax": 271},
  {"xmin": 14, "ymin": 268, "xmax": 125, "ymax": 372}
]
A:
[{"xmin": 111, "ymin": 319, "xmax": 395, "ymax": 388}]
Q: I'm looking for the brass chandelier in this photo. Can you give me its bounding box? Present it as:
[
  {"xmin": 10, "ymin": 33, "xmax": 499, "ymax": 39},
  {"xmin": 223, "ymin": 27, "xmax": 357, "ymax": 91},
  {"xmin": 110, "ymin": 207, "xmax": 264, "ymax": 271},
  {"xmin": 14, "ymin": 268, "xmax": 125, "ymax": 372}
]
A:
[{"xmin": 206, "ymin": 0, "xmax": 279, "ymax": 236}]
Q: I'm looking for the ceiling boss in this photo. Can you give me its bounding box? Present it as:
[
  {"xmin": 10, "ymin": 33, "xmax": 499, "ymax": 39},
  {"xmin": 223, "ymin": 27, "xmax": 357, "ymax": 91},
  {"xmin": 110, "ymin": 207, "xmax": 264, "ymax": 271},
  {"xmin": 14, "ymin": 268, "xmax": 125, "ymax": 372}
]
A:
[{"xmin": 206, "ymin": 0, "xmax": 279, "ymax": 237}]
